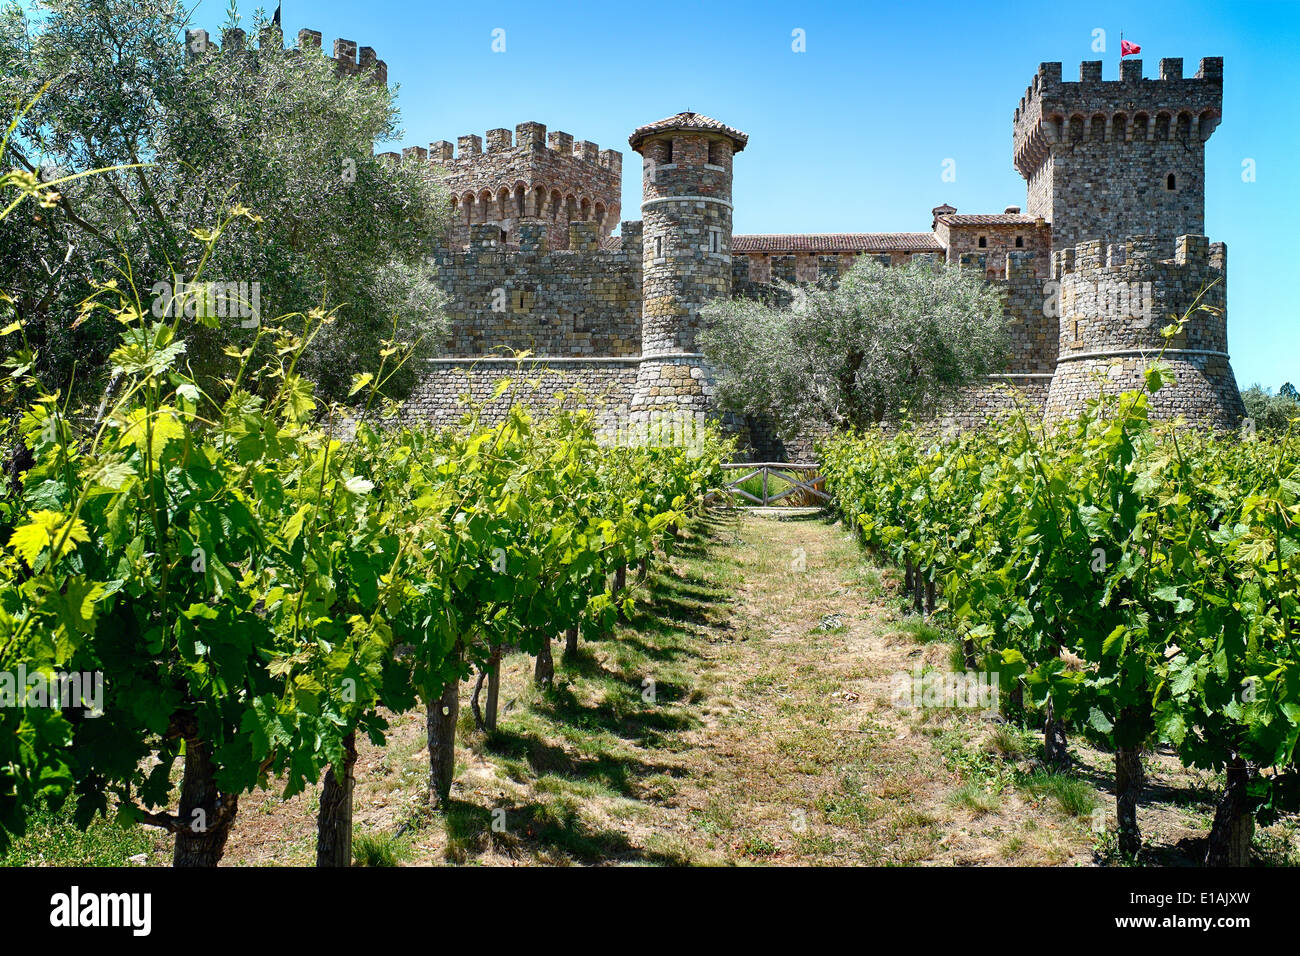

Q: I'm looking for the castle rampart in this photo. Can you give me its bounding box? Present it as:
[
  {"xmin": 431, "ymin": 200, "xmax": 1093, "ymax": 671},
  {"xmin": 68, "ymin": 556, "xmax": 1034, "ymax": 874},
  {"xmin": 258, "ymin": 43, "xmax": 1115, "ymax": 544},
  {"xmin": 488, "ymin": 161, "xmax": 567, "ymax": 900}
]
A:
[
  {"xmin": 184, "ymin": 27, "xmax": 388, "ymax": 85},
  {"xmin": 431, "ymin": 220, "xmax": 642, "ymax": 357},
  {"xmin": 394, "ymin": 122, "xmax": 622, "ymax": 252},
  {"xmin": 1043, "ymin": 234, "xmax": 1242, "ymax": 427}
]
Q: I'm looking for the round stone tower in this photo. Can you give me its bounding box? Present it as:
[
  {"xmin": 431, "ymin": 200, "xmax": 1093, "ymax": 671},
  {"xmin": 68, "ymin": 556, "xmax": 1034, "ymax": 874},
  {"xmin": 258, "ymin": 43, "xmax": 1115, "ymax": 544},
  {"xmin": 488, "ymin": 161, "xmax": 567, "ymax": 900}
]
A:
[
  {"xmin": 627, "ymin": 112, "xmax": 748, "ymax": 442},
  {"xmin": 1043, "ymin": 233, "xmax": 1244, "ymax": 428}
]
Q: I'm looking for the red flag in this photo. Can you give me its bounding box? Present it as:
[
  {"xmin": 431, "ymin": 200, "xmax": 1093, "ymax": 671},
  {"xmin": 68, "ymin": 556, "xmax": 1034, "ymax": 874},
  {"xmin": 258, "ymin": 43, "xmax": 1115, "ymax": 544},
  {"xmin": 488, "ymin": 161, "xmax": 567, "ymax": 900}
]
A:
[{"xmin": 1121, "ymin": 39, "xmax": 1141, "ymax": 57}]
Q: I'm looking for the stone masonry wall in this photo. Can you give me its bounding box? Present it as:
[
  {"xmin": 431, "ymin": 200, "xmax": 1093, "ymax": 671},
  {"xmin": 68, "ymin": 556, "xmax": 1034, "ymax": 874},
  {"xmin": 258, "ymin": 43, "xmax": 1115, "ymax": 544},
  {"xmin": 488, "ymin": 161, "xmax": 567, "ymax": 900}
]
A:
[
  {"xmin": 938, "ymin": 220, "xmax": 1052, "ymax": 279},
  {"xmin": 1043, "ymin": 234, "xmax": 1243, "ymax": 427},
  {"xmin": 957, "ymin": 250, "xmax": 1059, "ymax": 376},
  {"xmin": 434, "ymin": 221, "xmax": 643, "ymax": 357},
  {"xmin": 401, "ymin": 358, "xmax": 638, "ymax": 435}
]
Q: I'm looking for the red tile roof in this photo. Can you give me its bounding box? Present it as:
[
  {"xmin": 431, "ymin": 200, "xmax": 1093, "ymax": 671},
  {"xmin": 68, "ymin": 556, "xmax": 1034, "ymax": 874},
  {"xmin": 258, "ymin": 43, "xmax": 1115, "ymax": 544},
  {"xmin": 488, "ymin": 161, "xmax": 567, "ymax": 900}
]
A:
[
  {"xmin": 732, "ymin": 233, "xmax": 942, "ymax": 254},
  {"xmin": 629, "ymin": 112, "xmax": 749, "ymax": 153},
  {"xmin": 936, "ymin": 213, "xmax": 1041, "ymax": 227}
]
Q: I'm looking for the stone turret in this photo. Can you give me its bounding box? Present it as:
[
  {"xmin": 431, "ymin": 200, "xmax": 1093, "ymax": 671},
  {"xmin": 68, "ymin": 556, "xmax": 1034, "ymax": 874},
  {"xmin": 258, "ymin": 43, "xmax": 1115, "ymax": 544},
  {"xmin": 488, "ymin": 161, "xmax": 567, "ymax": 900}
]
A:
[
  {"xmin": 626, "ymin": 111, "xmax": 748, "ymax": 439},
  {"xmin": 1043, "ymin": 234, "xmax": 1243, "ymax": 428},
  {"xmin": 1014, "ymin": 57, "xmax": 1221, "ymax": 255}
]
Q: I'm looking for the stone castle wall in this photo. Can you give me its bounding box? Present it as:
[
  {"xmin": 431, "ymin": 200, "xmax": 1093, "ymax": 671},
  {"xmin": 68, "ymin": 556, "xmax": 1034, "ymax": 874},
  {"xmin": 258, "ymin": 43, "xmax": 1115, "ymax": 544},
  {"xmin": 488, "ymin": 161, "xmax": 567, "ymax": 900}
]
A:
[
  {"xmin": 938, "ymin": 218, "xmax": 1052, "ymax": 279},
  {"xmin": 434, "ymin": 221, "xmax": 642, "ymax": 357},
  {"xmin": 185, "ymin": 26, "xmax": 388, "ymax": 83},
  {"xmin": 401, "ymin": 357, "xmax": 638, "ymax": 434},
  {"xmin": 1043, "ymin": 234, "xmax": 1243, "ymax": 427}
]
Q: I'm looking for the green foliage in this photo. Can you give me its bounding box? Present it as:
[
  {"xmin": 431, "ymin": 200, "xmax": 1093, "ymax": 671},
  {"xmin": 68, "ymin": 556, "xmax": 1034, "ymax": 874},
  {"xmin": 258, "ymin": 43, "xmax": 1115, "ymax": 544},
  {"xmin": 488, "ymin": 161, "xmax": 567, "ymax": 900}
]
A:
[
  {"xmin": 352, "ymin": 830, "xmax": 406, "ymax": 867},
  {"xmin": 0, "ymin": 0, "xmax": 450, "ymax": 403},
  {"xmin": 700, "ymin": 258, "xmax": 1008, "ymax": 435},
  {"xmin": 0, "ymin": 292, "xmax": 727, "ymax": 856},
  {"xmin": 1242, "ymin": 384, "xmax": 1300, "ymax": 435},
  {"xmin": 0, "ymin": 216, "xmax": 727, "ymax": 859},
  {"xmin": 823, "ymin": 380, "xmax": 1300, "ymax": 840}
]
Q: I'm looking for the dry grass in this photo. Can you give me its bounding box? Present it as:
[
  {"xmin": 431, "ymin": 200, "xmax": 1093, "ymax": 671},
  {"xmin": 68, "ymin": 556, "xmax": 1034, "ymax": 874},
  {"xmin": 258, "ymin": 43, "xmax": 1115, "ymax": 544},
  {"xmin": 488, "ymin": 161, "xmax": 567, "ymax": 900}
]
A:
[{"xmin": 222, "ymin": 510, "xmax": 1104, "ymax": 866}]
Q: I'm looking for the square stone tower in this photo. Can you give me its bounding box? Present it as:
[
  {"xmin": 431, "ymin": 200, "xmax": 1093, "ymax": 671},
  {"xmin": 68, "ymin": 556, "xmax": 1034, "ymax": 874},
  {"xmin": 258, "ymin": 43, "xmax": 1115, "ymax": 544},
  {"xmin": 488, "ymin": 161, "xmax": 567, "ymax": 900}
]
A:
[{"xmin": 1013, "ymin": 57, "xmax": 1222, "ymax": 253}]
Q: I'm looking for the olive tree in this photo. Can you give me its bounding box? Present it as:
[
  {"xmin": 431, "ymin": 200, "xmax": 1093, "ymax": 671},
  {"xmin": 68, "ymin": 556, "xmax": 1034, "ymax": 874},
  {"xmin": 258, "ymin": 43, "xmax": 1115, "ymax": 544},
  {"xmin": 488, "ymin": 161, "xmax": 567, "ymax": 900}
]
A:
[
  {"xmin": 1241, "ymin": 384, "xmax": 1300, "ymax": 434},
  {"xmin": 700, "ymin": 258, "xmax": 1009, "ymax": 435},
  {"xmin": 0, "ymin": 0, "xmax": 450, "ymax": 404}
]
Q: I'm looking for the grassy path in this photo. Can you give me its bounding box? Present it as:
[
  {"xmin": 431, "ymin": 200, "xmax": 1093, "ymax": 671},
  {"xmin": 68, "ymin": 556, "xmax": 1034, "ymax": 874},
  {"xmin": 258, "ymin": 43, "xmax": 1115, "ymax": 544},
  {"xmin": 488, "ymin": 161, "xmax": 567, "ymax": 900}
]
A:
[{"xmin": 224, "ymin": 509, "xmax": 1099, "ymax": 865}]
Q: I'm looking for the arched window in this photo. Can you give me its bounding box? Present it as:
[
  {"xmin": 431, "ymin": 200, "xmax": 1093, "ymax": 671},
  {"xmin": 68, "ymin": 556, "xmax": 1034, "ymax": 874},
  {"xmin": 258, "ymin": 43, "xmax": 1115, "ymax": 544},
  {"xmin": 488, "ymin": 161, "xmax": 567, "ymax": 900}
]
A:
[
  {"xmin": 1165, "ymin": 173, "xmax": 1177, "ymax": 191},
  {"xmin": 977, "ymin": 236, "xmax": 987, "ymax": 248},
  {"xmin": 1198, "ymin": 110, "xmax": 1219, "ymax": 141},
  {"xmin": 1090, "ymin": 115, "xmax": 1106, "ymax": 141},
  {"xmin": 594, "ymin": 202, "xmax": 606, "ymax": 229},
  {"xmin": 1015, "ymin": 236, "xmax": 1024, "ymax": 248},
  {"xmin": 1112, "ymin": 113, "xmax": 1128, "ymax": 142}
]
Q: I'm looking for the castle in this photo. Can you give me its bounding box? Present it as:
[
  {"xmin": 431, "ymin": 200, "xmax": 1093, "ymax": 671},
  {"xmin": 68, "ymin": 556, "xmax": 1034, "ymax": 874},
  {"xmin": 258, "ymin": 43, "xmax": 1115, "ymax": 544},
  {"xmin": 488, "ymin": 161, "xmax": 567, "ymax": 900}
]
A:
[{"xmin": 187, "ymin": 28, "xmax": 1247, "ymax": 453}]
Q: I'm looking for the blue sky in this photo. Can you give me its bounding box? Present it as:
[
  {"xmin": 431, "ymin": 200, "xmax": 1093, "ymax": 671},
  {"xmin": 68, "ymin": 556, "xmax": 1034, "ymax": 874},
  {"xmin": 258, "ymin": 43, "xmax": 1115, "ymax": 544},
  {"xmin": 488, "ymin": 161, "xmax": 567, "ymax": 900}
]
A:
[{"xmin": 191, "ymin": 0, "xmax": 1298, "ymax": 388}]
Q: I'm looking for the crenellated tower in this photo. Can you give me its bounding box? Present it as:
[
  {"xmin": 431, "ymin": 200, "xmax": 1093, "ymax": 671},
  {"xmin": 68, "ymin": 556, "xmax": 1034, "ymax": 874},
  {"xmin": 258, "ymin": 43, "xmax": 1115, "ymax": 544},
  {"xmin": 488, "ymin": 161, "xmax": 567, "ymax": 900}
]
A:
[
  {"xmin": 1043, "ymin": 234, "xmax": 1244, "ymax": 427},
  {"xmin": 626, "ymin": 112, "xmax": 747, "ymax": 438},
  {"xmin": 383, "ymin": 123, "xmax": 621, "ymax": 251},
  {"xmin": 1013, "ymin": 57, "xmax": 1222, "ymax": 255},
  {"xmin": 184, "ymin": 26, "xmax": 388, "ymax": 85}
]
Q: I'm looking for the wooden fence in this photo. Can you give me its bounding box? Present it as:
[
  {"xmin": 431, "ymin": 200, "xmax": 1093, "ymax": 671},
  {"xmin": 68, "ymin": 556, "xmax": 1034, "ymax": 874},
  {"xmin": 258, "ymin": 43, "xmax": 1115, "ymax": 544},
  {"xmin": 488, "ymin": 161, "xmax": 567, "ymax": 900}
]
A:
[{"xmin": 719, "ymin": 462, "xmax": 829, "ymax": 507}]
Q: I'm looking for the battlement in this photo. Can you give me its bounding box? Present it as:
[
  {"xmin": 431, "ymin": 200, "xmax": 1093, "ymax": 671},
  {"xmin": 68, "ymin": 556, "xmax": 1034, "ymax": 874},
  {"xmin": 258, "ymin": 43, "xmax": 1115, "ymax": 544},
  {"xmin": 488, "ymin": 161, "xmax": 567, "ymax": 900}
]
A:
[
  {"xmin": 1052, "ymin": 233, "xmax": 1225, "ymax": 279},
  {"xmin": 1045, "ymin": 229, "xmax": 1241, "ymax": 427},
  {"xmin": 183, "ymin": 26, "xmax": 387, "ymax": 85},
  {"xmin": 419, "ymin": 123, "xmax": 621, "ymax": 171},
  {"xmin": 412, "ymin": 121, "xmax": 623, "ymax": 251},
  {"xmin": 1014, "ymin": 58, "xmax": 1222, "ymax": 179}
]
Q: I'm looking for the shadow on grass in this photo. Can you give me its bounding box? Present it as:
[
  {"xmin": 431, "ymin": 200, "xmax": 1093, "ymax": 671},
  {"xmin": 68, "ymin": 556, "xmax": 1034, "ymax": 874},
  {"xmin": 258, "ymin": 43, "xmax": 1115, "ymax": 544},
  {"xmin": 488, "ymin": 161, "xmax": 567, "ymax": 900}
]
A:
[
  {"xmin": 440, "ymin": 797, "xmax": 692, "ymax": 865},
  {"xmin": 480, "ymin": 719, "xmax": 689, "ymax": 796}
]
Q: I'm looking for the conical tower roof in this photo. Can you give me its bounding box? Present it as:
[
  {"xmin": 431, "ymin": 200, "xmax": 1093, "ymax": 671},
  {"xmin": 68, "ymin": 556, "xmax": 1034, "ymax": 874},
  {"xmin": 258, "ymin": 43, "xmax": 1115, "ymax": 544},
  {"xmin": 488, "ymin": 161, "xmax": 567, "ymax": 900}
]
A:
[{"xmin": 628, "ymin": 111, "xmax": 748, "ymax": 153}]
